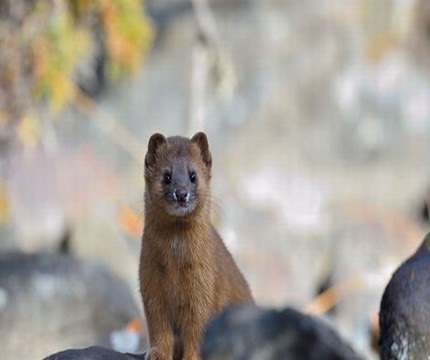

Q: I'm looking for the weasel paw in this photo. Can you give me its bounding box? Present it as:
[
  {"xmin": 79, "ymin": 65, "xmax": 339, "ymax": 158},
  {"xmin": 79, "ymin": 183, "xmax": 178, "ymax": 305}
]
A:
[{"xmin": 146, "ymin": 348, "xmax": 169, "ymax": 360}]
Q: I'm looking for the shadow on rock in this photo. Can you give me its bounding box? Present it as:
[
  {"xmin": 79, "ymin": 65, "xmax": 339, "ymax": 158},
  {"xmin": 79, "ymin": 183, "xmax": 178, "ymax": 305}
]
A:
[
  {"xmin": 201, "ymin": 305, "xmax": 364, "ymax": 360},
  {"xmin": 43, "ymin": 346, "xmax": 146, "ymax": 360},
  {"xmin": 0, "ymin": 252, "xmax": 142, "ymax": 359}
]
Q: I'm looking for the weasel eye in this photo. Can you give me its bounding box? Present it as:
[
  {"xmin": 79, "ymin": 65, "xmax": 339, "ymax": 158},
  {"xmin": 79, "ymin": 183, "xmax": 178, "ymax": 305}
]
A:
[
  {"xmin": 189, "ymin": 171, "xmax": 197, "ymax": 183},
  {"xmin": 163, "ymin": 172, "xmax": 172, "ymax": 185}
]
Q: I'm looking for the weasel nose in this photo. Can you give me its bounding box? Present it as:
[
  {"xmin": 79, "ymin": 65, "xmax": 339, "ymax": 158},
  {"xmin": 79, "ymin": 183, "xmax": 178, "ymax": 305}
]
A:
[{"xmin": 174, "ymin": 189, "xmax": 189, "ymax": 203}]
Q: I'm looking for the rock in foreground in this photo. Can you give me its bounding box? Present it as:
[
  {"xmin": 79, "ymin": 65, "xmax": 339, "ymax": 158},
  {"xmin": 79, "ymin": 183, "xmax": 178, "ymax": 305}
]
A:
[
  {"xmin": 379, "ymin": 232, "xmax": 430, "ymax": 359},
  {"xmin": 201, "ymin": 305, "xmax": 364, "ymax": 360},
  {"xmin": 43, "ymin": 346, "xmax": 146, "ymax": 360},
  {"xmin": 0, "ymin": 252, "xmax": 142, "ymax": 359}
]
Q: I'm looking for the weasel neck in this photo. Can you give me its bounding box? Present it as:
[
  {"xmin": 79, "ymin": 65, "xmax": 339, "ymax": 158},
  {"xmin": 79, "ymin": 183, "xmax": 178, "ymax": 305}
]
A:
[
  {"xmin": 144, "ymin": 205, "xmax": 211, "ymax": 238},
  {"xmin": 143, "ymin": 206, "xmax": 214, "ymax": 262}
]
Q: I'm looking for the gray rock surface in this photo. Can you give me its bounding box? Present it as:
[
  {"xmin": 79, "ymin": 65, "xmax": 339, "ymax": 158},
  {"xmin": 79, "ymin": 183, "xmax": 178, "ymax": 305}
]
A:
[
  {"xmin": 201, "ymin": 305, "xmax": 365, "ymax": 360},
  {"xmin": 44, "ymin": 346, "xmax": 146, "ymax": 360},
  {"xmin": 0, "ymin": 252, "xmax": 143, "ymax": 359},
  {"xmin": 379, "ymin": 233, "xmax": 430, "ymax": 360}
]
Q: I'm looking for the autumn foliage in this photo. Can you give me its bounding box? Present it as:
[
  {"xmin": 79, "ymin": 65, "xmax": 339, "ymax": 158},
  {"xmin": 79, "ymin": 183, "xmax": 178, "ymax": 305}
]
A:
[{"xmin": 0, "ymin": 0, "xmax": 153, "ymax": 123}]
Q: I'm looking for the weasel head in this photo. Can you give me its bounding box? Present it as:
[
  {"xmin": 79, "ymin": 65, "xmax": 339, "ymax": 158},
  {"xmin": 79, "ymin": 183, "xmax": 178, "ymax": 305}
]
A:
[{"xmin": 144, "ymin": 132, "xmax": 212, "ymax": 218}]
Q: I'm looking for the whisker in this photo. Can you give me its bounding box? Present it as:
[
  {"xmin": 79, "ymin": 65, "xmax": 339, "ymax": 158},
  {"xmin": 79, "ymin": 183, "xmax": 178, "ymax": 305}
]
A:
[
  {"xmin": 197, "ymin": 192, "xmax": 224, "ymax": 218},
  {"xmin": 129, "ymin": 198, "xmax": 144, "ymax": 207}
]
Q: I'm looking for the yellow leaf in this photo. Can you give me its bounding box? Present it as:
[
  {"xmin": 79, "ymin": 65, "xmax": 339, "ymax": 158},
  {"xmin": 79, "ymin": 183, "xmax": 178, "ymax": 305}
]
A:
[
  {"xmin": 0, "ymin": 181, "xmax": 10, "ymax": 224},
  {"xmin": 0, "ymin": 111, "xmax": 8, "ymax": 124},
  {"xmin": 365, "ymin": 33, "xmax": 396, "ymax": 63},
  {"xmin": 17, "ymin": 114, "xmax": 40, "ymax": 147}
]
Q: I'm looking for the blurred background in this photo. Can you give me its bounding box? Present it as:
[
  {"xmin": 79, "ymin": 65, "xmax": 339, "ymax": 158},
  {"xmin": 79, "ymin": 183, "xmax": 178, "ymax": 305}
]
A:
[{"xmin": 1, "ymin": 0, "xmax": 430, "ymax": 359}]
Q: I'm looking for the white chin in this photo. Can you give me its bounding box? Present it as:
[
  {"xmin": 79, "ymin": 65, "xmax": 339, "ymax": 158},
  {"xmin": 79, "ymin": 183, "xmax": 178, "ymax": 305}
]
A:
[{"xmin": 166, "ymin": 204, "xmax": 195, "ymax": 217}]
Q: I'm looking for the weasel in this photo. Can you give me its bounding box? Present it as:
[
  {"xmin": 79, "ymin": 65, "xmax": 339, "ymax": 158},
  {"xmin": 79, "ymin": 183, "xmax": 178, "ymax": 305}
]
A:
[{"xmin": 139, "ymin": 132, "xmax": 253, "ymax": 360}]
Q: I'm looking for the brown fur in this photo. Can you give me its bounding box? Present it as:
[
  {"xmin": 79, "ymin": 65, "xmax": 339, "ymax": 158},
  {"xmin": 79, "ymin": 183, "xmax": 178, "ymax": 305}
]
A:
[{"xmin": 139, "ymin": 133, "xmax": 253, "ymax": 360}]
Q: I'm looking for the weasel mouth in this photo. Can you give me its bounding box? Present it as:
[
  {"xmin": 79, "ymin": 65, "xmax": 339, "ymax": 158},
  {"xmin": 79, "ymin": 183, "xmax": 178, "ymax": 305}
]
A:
[
  {"xmin": 174, "ymin": 200, "xmax": 193, "ymax": 211},
  {"xmin": 178, "ymin": 200, "xmax": 189, "ymax": 208},
  {"xmin": 166, "ymin": 199, "xmax": 196, "ymax": 216}
]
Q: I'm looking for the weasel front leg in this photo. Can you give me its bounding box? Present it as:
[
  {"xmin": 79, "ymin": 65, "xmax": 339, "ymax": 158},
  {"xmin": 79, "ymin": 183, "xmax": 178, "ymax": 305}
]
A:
[
  {"xmin": 141, "ymin": 273, "xmax": 174, "ymax": 360},
  {"xmin": 144, "ymin": 303, "xmax": 174, "ymax": 360},
  {"xmin": 182, "ymin": 319, "xmax": 204, "ymax": 360},
  {"xmin": 181, "ymin": 299, "xmax": 213, "ymax": 360}
]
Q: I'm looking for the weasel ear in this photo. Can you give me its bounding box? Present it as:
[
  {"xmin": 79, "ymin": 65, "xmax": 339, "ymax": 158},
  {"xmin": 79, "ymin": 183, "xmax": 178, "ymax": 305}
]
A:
[
  {"xmin": 145, "ymin": 133, "xmax": 166, "ymax": 168},
  {"xmin": 191, "ymin": 132, "xmax": 212, "ymax": 168}
]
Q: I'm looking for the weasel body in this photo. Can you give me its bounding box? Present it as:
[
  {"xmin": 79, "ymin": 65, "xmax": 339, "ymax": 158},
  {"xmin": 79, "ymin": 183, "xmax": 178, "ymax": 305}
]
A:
[{"xmin": 140, "ymin": 133, "xmax": 253, "ymax": 360}]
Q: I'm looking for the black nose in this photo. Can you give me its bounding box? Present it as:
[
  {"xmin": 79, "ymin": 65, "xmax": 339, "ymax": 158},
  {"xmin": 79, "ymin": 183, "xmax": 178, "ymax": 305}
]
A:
[{"xmin": 174, "ymin": 189, "xmax": 189, "ymax": 203}]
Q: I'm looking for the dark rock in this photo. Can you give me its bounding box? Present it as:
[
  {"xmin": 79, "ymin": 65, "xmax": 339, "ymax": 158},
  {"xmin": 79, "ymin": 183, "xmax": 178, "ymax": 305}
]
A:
[
  {"xmin": 0, "ymin": 252, "xmax": 142, "ymax": 359},
  {"xmin": 421, "ymin": 201, "xmax": 429, "ymax": 224},
  {"xmin": 43, "ymin": 346, "xmax": 146, "ymax": 360},
  {"xmin": 379, "ymin": 232, "xmax": 430, "ymax": 359},
  {"xmin": 201, "ymin": 305, "xmax": 364, "ymax": 360},
  {"xmin": 418, "ymin": 197, "xmax": 429, "ymax": 225}
]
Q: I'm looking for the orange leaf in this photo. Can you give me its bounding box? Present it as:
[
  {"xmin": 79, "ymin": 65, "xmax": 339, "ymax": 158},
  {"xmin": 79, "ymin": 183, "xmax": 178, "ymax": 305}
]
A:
[
  {"xmin": 119, "ymin": 204, "xmax": 143, "ymax": 238},
  {"xmin": 126, "ymin": 318, "xmax": 142, "ymax": 332}
]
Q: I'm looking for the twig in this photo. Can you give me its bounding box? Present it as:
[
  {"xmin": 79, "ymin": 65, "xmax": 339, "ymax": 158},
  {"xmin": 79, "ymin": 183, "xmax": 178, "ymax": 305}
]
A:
[
  {"xmin": 191, "ymin": 0, "xmax": 220, "ymax": 46},
  {"xmin": 188, "ymin": 0, "xmax": 237, "ymax": 133},
  {"xmin": 189, "ymin": 38, "xmax": 210, "ymax": 133},
  {"xmin": 304, "ymin": 265, "xmax": 395, "ymax": 316},
  {"xmin": 72, "ymin": 87, "xmax": 144, "ymax": 164},
  {"xmin": 303, "ymin": 276, "xmax": 365, "ymax": 315}
]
